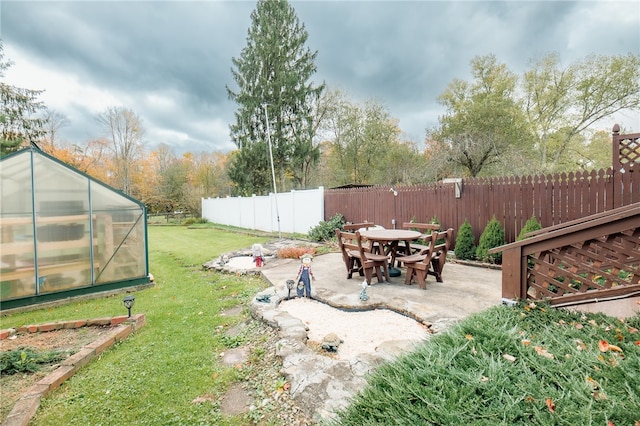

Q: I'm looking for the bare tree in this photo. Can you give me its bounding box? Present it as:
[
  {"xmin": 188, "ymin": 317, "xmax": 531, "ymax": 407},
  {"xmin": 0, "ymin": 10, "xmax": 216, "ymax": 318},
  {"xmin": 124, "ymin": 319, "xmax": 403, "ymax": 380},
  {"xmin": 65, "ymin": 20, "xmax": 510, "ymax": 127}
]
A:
[
  {"xmin": 97, "ymin": 106, "xmax": 145, "ymax": 195},
  {"xmin": 42, "ymin": 109, "xmax": 70, "ymax": 148}
]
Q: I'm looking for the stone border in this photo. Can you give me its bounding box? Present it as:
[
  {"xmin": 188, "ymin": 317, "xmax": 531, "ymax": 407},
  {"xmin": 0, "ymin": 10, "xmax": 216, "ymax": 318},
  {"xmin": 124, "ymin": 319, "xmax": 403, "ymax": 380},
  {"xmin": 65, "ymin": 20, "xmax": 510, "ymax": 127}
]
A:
[{"xmin": 1, "ymin": 314, "xmax": 146, "ymax": 426}]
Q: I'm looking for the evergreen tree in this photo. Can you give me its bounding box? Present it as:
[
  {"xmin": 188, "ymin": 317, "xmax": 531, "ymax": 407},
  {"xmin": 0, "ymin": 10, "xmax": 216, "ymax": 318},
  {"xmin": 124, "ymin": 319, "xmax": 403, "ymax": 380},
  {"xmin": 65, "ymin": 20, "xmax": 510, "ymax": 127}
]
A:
[
  {"xmin": 0, "ymin": 42, "xmax": 46, "ymax": 156},
  {"xmin": 517, "ymin": 215, "xmax": 542, "ymax": 241},
  {"xmin": 454, "ymin": 219, "xmax": 476, "ymax": 261},
  {"xmin": 227, "ymin": 0, "xmax": 324, "ymax": 195},
  {"xmin": 476, "ymin": 216, "xmax": 505, "ymax": 264}
]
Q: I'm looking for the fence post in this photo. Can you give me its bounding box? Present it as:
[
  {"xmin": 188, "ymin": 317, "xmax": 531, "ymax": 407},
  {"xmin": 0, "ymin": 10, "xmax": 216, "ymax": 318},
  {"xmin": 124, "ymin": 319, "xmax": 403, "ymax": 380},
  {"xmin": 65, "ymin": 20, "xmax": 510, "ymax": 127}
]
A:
[{"xmin": 501, "ymin": 246, "xmax": 527, "ymax": 300}]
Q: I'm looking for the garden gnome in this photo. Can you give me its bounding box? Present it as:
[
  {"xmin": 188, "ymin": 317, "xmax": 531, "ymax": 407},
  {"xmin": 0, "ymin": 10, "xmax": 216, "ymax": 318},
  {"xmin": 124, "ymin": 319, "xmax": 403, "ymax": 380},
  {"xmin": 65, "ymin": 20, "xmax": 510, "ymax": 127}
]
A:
[
  {"xmin": 252, "ymin": 243, "xmax": 264, "ymax": 267},
  {"xmin": 295, "ymin": 254, "xmax": 315, "ymax": 298}
]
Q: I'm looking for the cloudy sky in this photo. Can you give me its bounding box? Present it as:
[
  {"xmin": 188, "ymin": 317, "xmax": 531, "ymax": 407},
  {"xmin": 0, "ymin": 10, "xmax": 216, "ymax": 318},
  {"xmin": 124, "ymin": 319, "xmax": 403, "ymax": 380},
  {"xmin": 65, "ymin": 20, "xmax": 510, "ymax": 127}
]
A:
[{"xmin": 2, "ymin": 1, "xmax": 639, "ymax": 154}]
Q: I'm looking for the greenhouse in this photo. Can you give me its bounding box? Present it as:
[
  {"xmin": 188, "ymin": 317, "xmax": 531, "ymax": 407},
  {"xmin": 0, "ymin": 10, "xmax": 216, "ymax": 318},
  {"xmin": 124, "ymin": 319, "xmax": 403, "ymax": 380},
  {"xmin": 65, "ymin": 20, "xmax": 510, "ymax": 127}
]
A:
[{"xmin": 1, "ymin": 146, "xmax": 150, "ymax": 310}]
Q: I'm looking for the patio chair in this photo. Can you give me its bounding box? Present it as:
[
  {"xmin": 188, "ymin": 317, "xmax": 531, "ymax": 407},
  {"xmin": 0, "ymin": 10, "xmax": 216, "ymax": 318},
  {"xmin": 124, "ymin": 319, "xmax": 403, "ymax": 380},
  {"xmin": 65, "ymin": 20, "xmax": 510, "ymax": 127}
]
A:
[
  {"xmin": 339, "ymin": 230, "xmax": 389, "ymax": 284},
  {"xmin": 396, "ymin": 232, "xmax": 438, "ymax": 289},
  {"xmin": 429, "ymin": 228, "xmax": 453, "ymax": 283},
  {"xmin": 396, "ymin": 222, "xmax": 440, "ymax": 259},
  {"xmin": 355, "ymin": 231, "xmax": 390, "ymax": 284},
  {"xmin": 336, "ymin": 229, "xmax": 363, "ymax": 279},
  {"xmin": 344, "ymin": 222, "xmax": 384, "ymax": 254}
]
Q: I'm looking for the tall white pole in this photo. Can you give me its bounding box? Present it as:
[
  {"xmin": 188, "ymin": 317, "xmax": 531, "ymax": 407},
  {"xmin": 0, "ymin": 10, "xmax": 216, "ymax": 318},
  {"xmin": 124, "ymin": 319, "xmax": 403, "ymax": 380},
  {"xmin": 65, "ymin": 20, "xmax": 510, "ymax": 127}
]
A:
[{"xmin": 263, "ymin": 104, "xmax": 281, "ymax": 238}]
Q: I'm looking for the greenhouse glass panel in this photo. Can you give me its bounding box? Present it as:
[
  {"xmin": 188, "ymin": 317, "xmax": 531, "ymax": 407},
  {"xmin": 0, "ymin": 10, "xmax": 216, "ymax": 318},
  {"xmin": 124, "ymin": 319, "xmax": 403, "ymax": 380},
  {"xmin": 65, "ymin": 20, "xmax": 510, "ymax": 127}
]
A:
[
  {"xmin": 33, "ymin": 152, "xmax": 93, "ymax": 293},
  {"xmin": 0, "ymin": 152, "xmax": 36, "ymax": 299},
  {"xmin": 91, "ymin": 182, "xmax": 147, "ymax": 284}
]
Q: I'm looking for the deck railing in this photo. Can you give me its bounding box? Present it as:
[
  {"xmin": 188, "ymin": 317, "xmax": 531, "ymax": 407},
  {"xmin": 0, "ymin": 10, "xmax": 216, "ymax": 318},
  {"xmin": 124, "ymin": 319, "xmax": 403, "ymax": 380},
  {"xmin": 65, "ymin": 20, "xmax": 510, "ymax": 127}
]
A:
[{"xmin": 493, "ymin": 202, "xmax": 640, "ymax": 306}]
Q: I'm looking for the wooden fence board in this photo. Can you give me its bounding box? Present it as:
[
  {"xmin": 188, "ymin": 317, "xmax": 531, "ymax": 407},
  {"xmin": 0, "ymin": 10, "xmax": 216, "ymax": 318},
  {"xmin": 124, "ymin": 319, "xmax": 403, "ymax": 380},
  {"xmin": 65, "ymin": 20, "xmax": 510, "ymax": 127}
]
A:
[{"xmin": 325, "ymin": 164, "xmax": 637, "ymax": 247}]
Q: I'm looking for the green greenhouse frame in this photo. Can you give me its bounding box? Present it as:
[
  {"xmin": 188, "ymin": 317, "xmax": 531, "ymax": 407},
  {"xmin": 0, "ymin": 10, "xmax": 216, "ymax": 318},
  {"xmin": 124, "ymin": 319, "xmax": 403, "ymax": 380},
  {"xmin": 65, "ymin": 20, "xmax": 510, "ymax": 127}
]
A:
[{"xmin": 1, "ymin": 146, "xmax": 150, "ymax": 310}]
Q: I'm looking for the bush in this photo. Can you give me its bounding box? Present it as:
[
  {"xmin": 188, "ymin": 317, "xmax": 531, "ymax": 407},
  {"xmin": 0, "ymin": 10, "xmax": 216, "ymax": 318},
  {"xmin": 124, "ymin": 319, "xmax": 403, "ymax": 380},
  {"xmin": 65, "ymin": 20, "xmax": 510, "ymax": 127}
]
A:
[
  {"xmin": 517, "ymin": 215, "xmax": 542, "ymax": 241},
  {"xmin": 454, "ymin": 220, "xmax": 476, "ymax": 261},
  {"xmin": 183, "ymin": 217, "xmax": 209, "ymax": 226},
  {"xmin": 308, "ymin": 213, "xmax": 346, "ymax": 242},
  {"xmin": 277, "ymin": 246, "xmax": 316, "ymax": 259},
  {"xmin": 476, "ymin": 216, "xmax": 505, "ymax": 264}
]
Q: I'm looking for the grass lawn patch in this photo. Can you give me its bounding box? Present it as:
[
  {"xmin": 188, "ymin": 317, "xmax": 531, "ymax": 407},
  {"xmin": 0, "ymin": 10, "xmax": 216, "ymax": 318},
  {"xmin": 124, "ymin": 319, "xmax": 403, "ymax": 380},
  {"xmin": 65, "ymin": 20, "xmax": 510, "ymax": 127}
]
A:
[{"xmin": 332, "ymin": 302, "xmax": 640, "ymax": 425}]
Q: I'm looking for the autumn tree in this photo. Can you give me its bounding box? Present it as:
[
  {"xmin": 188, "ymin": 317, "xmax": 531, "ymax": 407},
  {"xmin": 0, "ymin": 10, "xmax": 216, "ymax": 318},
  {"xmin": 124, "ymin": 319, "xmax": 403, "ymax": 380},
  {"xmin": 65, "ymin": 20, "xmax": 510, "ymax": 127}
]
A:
[
  {"xmin": 319, "ymin": 90, "xmax": 424, "ymax": 186},
  {"xmin": 430, "ymin": 55, "xmax": 533, "ymax": 177},
  {"xmin": 97, "ymin": 106, "xmax": 145, "ymax": 196},
  {"xmin": 0, "ymin": 42, "xmax": 47, "ymax": 156},
  {"xmin": 227, "ymin": 0, "xmax": 324, "ymax": 195},
  {"xmin": 523, "ymin": 53, "xmax": 640, "ymax": 172}
]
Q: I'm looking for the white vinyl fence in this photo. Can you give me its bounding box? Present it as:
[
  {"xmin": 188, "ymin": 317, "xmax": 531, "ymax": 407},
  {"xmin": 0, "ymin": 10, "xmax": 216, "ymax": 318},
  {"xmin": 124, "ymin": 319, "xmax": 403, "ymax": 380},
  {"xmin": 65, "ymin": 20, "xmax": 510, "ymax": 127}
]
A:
[{"xmin": 201, "ymin": 187, "xmax": 324, "ymax": 235}]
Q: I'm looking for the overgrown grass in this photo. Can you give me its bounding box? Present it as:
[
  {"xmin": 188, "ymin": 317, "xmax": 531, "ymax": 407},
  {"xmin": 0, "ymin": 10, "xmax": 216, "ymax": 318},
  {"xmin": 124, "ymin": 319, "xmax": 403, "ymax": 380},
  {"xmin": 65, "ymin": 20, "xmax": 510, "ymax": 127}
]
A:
[
  {"xmin": 332, "ymin": 302, "xmax": 640, "ymax": 425},
  {"xmin": 1, "ymin": 226, "xmax": 271, "ymax": 425}
]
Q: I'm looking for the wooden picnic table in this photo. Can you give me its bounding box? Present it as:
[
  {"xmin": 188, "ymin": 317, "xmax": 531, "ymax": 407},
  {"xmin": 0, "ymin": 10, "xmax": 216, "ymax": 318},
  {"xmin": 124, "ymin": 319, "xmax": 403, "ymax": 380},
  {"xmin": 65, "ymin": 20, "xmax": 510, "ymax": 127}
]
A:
[{"xmin": 358, "ymin": 229, "xmax": 421, "ymax": 269}]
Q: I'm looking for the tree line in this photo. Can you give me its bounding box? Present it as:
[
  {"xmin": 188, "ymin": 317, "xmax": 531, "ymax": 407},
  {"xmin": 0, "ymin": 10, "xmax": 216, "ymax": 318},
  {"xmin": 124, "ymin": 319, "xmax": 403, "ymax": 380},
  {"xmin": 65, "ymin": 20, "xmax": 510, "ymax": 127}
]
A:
[{"xmin": 2, "ymin": 0, "xmax": 639, "ymax": 217}]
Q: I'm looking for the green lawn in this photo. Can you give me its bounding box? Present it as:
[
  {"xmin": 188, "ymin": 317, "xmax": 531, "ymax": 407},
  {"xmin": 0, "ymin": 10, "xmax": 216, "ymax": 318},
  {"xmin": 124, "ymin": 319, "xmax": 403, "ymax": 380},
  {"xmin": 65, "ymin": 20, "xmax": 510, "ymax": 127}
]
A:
[
  {"xmin": 332, "ymin": 302, "xmax": 640, "ymax": 425},
  {"xmin": 2, "ymin": 226, "xmax": 639, "ymax": 425}
]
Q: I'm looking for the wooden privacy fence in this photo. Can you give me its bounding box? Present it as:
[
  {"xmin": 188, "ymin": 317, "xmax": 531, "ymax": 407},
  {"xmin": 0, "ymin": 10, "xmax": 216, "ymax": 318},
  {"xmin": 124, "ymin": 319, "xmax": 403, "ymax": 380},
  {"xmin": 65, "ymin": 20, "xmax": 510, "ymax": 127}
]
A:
[
  {"xmin": 325, "ymin": 128, "xmax": 639, "ymax": 246},
  {"xmin": 325, "ymin": 167, "xmax": 639, "ymax": 246}
]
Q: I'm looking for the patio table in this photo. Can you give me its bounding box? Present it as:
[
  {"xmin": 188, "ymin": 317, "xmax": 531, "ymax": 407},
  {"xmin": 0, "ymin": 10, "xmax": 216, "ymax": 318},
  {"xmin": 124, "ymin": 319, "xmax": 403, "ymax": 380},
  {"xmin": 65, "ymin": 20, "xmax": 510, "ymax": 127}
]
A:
[{"xmin": 359, "ymin": 229, "xmax": 421, "ymax": 270}]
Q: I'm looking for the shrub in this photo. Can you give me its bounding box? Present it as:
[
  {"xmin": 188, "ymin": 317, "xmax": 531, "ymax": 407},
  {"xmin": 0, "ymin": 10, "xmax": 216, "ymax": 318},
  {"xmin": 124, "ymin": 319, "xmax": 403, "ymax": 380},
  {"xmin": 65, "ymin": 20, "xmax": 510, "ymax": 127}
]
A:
[
  {"xmin": 476, "ymin": 216, "xmax": 505, "ymax": 264},
  {"xmin": 517, "ymin": 215, "xmax": 542, "ymax": 241},
  {"xmin": 454, "ymin": 220, "xmax": 476, "ymax": 261},
  {"xmin": 277, "ymin": 246, "xmax": 316, "ymax": 259},
  {"xmin": 308, "ymin": 213, "xmax": 345, "ymax": 242},
  {"xmin": 183, "ymin": 217, "xmax": 208, "ymax": 226}
]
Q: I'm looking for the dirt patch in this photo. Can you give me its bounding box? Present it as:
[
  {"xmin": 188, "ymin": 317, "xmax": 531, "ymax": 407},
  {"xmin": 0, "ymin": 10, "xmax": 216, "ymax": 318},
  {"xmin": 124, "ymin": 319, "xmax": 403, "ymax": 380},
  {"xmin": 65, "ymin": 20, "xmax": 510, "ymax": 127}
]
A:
[
  {"xmin": 0, "ymin": 326, "xmax": 117, "ymax": 422},
  {"xmin": 220, "ymin": 383, "xmax": 253, "ymax": 416}
]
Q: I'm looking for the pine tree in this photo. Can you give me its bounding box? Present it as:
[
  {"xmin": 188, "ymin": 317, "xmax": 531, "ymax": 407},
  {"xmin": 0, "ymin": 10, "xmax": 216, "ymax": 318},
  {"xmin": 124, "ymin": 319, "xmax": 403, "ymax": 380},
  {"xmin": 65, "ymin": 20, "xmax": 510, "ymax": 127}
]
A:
[
  {"xmin": 227, "ymin": 0, "xmax": 325, "ymax": 195},
  {"xmin": 0, "ymin": 42, "xmax": 46, "ymax": 156}
]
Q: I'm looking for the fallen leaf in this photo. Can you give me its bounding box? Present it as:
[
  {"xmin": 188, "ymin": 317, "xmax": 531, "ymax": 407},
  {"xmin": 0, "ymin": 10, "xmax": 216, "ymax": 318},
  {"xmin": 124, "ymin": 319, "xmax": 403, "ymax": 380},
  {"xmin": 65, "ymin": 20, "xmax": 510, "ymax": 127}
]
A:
[
  {"xmin": 481, "ymin": 376, "xmax": 489, "ymax": 382},
  {"xmin": 545, "ymin": 398, "xmax": 555, "ymax": 413},
  {"xmin": 608, "ymin": 344, "xmax": 623, "ymax": 353},
  {"xmin": 607, "ymin": 421, "xmax": 615, "ymax": 426},
  {"xmin": 192, "ymin": 394, "xmax": 216, "ymax": 404},
  {"xmin": 465, "ymin": 334, "xmax": 474, "ymax": 340},
  {"xmin": 529, "ymin": 302, "xmax": 537, "ymax": 309},
  {"xmin": 592, "ymin": 391, "xmax": 607, "ymax": 401},
  {"xmin": 503, "ymin": 353, "xmax": 517, "ymax": 362},
  {"xmin": 575, "ymin": 339, "xmax": 587, "ymax": 350},
  {"xmin": 534, "ymin": 346, "xmax": 555, "ymax": 359},
  {"xmin": 558, "ymin": 319, "xmax": 567, "ymax": 325},
  {"xmin": 576, "ymin": 323, "xmax": 584, "ymax": 330},
  {"xmin": 586, "ymin": 376, "xmax": 599, "ymax": 389},
  {"xmin": 629, "ymin": 327, "xmax": 639, "ymax": 334},
  {"xmin": 521, "ymin": 339, "xmax": 531, "ymax": 346},
  {"xmin": 598, "ymin": 340, "xmax": 610, "ymax": 352},
  {"xmin": 588, "ymin": 319, "xmax": 598, "ymax": 326}
]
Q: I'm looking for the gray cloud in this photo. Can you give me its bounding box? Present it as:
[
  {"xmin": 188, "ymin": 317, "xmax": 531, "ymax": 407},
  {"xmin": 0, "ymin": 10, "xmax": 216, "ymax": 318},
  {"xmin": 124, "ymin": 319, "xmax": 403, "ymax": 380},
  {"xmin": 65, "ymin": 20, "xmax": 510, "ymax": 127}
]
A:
[{"xmin": 2, "ymin": 1, "xmax": 639, "ymax": 153}]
